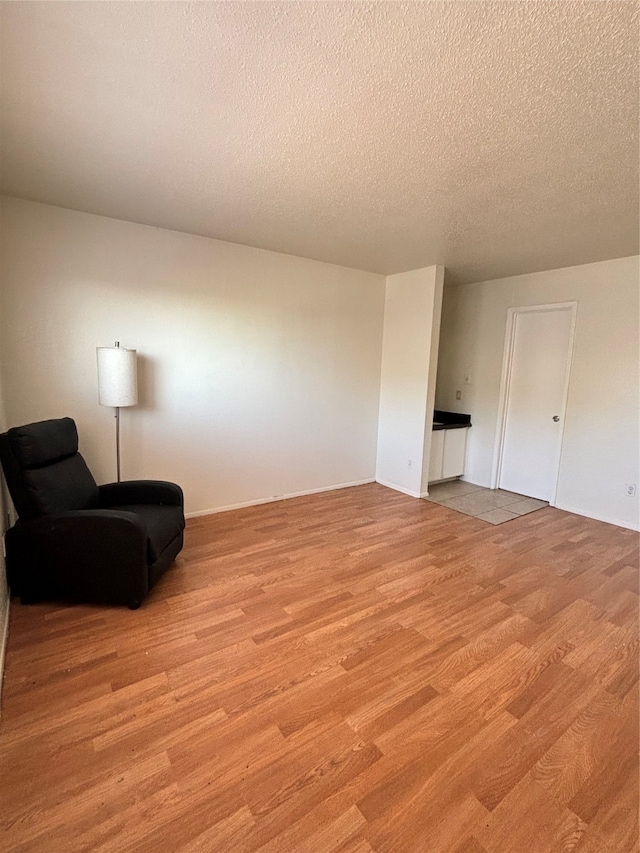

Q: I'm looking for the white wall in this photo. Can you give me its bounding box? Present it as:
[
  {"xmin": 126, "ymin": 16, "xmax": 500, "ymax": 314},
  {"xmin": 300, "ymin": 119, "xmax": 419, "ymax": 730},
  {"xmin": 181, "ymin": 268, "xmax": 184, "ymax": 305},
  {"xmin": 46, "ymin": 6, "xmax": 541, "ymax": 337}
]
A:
[
  {"xmin": 0, "ymin": 198, "xmax": 385, "ymax": 515},
  {"xmin": 376, "ymin": 265, "xmax": 444, "ymax": 497},
  {"xmin": 421, "ymin": 269, "xmax": 444, "ymax": 496},
  {"xmin": 436, "ymin": 256, "xmax": 640, "ymax": 529}
]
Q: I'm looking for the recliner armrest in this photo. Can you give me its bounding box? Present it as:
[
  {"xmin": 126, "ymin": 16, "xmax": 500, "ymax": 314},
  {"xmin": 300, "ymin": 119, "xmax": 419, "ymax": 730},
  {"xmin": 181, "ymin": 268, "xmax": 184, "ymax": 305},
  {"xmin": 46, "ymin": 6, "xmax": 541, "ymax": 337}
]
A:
[
  {"xmin": 5, "ymin": 510, "xmax": 149, "ymax": 606},
  {"xmin": 99, "ymin": 480, "xmax": 184, "ymax": 509},
  {"xmin": 12, "ymin": 508, "xmax": 148, "ymax": 538}
]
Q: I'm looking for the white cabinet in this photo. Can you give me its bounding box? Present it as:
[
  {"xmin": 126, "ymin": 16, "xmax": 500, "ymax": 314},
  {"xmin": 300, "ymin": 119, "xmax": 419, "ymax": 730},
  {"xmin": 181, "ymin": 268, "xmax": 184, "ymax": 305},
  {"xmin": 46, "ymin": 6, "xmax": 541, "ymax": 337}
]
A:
[
  {"xmin": 428, "ymin": 427, "xmax": 469, "ymax": 483},
  {"xmin": 441, "ymin": 428, "xmax": 468, "ymax": 479}
]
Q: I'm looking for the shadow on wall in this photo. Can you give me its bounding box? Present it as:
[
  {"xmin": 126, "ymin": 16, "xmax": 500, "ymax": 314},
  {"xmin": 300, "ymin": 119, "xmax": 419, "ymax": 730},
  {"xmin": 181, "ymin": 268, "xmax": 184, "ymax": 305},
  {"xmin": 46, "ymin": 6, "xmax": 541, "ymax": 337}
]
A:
[{"xmin": 137, "ymin": 354, "xmax": 155, "ymax": 410}]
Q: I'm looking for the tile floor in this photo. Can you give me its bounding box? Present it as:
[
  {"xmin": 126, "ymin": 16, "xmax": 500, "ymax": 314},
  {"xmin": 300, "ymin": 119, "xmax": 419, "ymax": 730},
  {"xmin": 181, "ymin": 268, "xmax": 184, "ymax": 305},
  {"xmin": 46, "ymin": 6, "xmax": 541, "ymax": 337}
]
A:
[{"xmin": 424, "ymin": 479, "xmax": 548, "ymax": 525}]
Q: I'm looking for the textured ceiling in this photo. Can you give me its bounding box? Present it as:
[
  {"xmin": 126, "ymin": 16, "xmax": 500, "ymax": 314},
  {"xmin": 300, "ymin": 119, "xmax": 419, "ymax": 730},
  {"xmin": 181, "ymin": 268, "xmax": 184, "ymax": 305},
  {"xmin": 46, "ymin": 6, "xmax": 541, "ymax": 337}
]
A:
[{"xmin": 0, "ymin": 1, "xmax": 637, "ymax": 283}]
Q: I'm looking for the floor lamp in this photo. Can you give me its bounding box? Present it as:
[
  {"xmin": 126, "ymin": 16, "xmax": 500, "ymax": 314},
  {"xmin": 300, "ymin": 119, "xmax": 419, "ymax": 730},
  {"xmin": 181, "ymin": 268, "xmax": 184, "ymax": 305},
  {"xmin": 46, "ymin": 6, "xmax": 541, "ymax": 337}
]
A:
[{"xmin": 97, "ymin": 341, "xmax": 138, "ymax": 482}]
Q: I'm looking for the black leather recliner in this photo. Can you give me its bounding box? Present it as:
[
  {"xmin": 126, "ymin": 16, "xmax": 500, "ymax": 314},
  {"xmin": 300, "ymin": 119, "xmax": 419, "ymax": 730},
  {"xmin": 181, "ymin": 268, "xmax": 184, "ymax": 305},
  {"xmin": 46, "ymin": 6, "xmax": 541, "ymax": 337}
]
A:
[{"xmin": 0, "ymin": 417, "xmax": 185, "ymax": 609}]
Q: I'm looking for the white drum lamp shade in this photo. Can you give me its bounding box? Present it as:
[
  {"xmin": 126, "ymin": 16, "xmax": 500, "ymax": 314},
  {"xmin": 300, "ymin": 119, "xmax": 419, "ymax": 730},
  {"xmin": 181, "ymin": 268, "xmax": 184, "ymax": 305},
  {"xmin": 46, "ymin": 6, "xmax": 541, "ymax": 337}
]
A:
[
  {"xmin": 97, "ymin": 343, "xmax": 138, "ymax": 482},
  {"xmin": 97, "ymin": 346, "xmax": 138, "ymax": 407}
]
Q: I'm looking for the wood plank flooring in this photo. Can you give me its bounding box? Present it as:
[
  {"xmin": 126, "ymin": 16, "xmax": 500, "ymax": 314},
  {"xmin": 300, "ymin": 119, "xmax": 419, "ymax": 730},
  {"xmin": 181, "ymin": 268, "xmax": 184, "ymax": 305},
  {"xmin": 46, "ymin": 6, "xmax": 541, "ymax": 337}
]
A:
[{"xmin": 0, "ymin": 483, "xmax": 637, "ymax": 852}]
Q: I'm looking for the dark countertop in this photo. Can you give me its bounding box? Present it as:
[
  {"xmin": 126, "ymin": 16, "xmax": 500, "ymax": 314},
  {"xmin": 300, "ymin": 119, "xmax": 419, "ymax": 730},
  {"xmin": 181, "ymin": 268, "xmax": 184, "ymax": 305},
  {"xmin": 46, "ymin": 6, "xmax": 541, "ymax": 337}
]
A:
[{"xmin": 432, "ymin": 410, "xmax": 472, "ymax": 430}]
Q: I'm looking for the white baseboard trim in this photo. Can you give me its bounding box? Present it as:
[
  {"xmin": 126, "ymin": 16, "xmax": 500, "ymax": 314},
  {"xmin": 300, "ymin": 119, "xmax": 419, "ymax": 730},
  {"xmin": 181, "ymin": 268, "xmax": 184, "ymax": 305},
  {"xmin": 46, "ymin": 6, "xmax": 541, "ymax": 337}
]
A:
[
  {"xmin": 187, "ymin": 479, "xmax": 638, "ymax": 530},
  {"xmin": 185, "ymin": 478, "xmax": 376, "ymax": 519},
  {"xmin": 552, "ymin": 502, "xmax": 639, "ymax": 532},
  {"xmin": 375, "ymin": 479, "xmax": 422, "ymax": 499}
]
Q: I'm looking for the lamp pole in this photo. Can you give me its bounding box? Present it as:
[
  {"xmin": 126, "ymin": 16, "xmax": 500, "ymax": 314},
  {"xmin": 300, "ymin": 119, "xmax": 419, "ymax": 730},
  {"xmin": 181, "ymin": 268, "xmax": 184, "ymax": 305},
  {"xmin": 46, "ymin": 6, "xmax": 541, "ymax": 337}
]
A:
[
  {"xmin": 114, "ymin": 341, "xmax": 121, "ymax": 482},
  {"xmin": 97, "ymin": 340, "xmax": 138, "ymax": 483}
]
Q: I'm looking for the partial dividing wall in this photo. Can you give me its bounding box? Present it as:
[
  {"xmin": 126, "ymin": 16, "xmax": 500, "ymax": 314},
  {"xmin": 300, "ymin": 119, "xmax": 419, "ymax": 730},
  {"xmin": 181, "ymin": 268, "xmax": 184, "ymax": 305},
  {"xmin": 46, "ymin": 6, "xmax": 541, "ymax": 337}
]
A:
[
  {"xmin": 436, "ymin": 256, "xmax": 640, "ymax": 530},
  {"xmin": 0, "ymin": 349, "xmax": 9, "ymax": 709},
  {"xmin": 0, "ymin": 198, "xmax": 386, "ymax": 515},
  {"xmin": 376, "ymin": 265, "xmax": 444, "ymax": 497}
]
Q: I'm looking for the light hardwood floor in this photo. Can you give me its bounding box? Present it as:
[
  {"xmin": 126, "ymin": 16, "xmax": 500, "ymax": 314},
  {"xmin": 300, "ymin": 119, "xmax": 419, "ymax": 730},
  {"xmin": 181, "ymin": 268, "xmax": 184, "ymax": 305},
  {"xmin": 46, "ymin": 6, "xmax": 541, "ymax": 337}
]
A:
[{"xmin": 0, "ymin": 483, "xmax": 637, "ymax": 852}]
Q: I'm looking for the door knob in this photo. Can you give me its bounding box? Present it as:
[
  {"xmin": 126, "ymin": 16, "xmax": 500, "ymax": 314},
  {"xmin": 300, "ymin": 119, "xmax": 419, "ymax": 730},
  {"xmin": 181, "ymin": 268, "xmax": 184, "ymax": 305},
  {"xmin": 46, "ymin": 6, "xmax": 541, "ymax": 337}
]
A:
[{"xmin": 552, "ymin": 415, "xmax": 560, "ymax": 422}]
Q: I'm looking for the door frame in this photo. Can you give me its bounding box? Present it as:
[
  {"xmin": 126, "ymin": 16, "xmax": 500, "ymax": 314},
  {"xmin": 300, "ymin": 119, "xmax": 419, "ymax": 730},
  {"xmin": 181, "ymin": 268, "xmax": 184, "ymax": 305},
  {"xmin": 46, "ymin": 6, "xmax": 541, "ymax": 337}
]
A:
[{"xmin": 490, "ymin": 301, "xmax": 578, "ymax": 505}]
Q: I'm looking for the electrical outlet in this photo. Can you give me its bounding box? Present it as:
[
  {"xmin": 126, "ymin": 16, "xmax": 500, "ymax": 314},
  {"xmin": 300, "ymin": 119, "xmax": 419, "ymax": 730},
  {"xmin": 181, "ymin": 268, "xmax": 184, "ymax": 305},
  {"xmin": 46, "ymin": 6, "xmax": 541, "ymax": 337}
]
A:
[
  {"xmin": 626, "ymin": 484, "xmax": 636, "ymax": 497},
  {"xmin": 407, "ymin": 459, "xmax": 412, "ymax": 468},
  {"xmin": 455, "ymin": 390, "xmax": 462, "ymax": 400}
]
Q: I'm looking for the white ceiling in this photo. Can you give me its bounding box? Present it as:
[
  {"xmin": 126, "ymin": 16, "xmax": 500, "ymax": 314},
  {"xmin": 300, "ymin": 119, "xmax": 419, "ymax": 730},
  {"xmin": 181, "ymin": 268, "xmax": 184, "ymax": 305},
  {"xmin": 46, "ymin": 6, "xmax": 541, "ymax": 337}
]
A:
[{"xmin": 1, "ymin": 1, "xmax": 637, "ymax": 283}]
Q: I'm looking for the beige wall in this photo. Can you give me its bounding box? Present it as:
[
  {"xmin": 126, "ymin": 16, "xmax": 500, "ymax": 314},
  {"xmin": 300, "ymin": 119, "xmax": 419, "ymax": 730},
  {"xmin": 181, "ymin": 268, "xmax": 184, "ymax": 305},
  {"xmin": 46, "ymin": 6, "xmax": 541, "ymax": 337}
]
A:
[
  {"xmin": 2, "ymin": 196, "xmax": 637, "ymax": 531},
  {"xmin": 376, "ymin": 265, "xmax": 443, "ymax": 497},
  {"xmin": 436, "ymin": 256, "xmax": 640, "ymax": 529},
  {"xmin": 0, "ymin": 198, "xmax": 385, "ymax": 515}
]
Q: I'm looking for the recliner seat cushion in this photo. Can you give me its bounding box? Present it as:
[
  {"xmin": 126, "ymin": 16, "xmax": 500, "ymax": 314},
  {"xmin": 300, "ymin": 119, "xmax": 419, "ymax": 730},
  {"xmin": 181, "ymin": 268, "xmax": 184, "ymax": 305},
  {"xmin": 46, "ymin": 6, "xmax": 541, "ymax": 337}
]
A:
[{"xmin": 109, "ymin": 504, "xmax": 185, "ymax": 563}]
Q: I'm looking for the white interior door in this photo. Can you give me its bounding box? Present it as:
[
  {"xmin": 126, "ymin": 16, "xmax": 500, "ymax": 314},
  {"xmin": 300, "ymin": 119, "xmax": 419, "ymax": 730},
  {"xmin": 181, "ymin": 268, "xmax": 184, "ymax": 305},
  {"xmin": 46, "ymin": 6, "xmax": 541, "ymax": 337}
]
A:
[{"xmin": 498, "ymin": 306, "xmax": 574, "ymax": 501}]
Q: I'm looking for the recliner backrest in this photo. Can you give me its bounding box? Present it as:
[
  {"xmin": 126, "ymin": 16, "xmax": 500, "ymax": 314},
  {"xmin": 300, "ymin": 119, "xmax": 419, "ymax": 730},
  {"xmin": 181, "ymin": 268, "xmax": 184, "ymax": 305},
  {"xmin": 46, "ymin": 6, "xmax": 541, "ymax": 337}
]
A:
[{"xmin": 0, "ymin": 417, "xmax": 99, "ymax": 520}]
